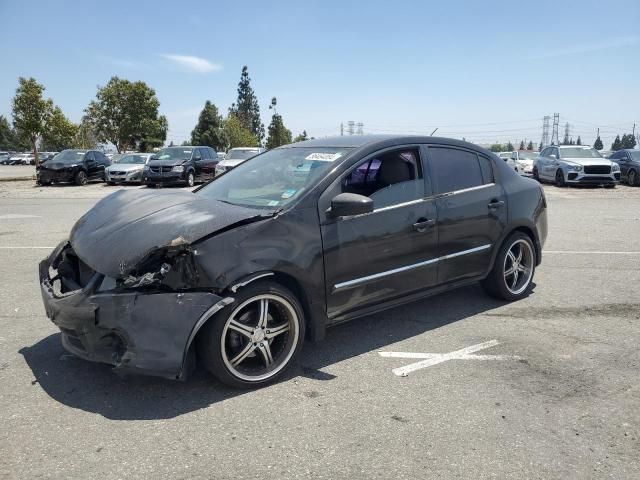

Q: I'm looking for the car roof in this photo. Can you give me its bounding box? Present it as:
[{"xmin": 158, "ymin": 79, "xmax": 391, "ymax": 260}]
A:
[
  {"xmin": 557, "ymin": 145, "xmax": 594, "ymax": 149},
  {"xmin": 284, "ymin": 134, "xmax": 487, "ymax": 152}
]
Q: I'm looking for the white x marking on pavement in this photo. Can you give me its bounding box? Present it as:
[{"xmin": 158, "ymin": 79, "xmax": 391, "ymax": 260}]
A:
[{"xmin": 379, "ymin": 339, "xmax": 522, "ymax": 377}]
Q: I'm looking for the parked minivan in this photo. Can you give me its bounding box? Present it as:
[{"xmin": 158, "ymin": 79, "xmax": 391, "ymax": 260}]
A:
[{"xmin": 143, "ymin": 146, "xmax": 218, "ymax": 187}]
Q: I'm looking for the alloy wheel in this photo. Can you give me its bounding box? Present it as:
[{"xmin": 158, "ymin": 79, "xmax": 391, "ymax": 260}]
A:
[
  {"xmin": 503, "ymin": 239, "xmax": 534, "ymax": 295},
  {"xmin": 187, "ymin": 172, "xmax": 195, "ymax": 187},
  {"xmin": 220, "ymin": 294, "xmax": 300, "ymax": 382}
]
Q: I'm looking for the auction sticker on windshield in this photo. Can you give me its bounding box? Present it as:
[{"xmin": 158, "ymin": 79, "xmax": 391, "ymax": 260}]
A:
[{"xmin": 305, "ymin": 152, "xmax": 343, "ymax": 161}]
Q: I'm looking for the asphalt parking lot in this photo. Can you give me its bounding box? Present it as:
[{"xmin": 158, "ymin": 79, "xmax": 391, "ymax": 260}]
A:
[{"xmin": 1, "ymin": 178, "xmax": 639, "ymax": 479}]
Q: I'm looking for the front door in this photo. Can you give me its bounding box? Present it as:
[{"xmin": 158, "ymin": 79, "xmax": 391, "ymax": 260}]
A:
[
  {"xmin": 425, "ymin": 146, "xmax": 507, "ymax": 283},
  {"xmin": 320, "ymin": 146, "xmax": 439, "ymax": 319}
]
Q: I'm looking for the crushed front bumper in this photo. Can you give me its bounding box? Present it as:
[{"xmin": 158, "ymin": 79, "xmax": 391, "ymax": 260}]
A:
[{"xmin": 39, "ymin": 243, "xmax": 224, "ymax": 379}]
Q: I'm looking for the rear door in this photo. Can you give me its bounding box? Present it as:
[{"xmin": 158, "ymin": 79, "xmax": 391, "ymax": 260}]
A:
[
  {"xmin": 201, "ymin": 147, "xmax": 218, "ymax": 180},
  {"xmin": 320, "ymin": 145, "xmax": 439, "ymax": 318},
  {"xmin": 84, "ymin": 152, "xmax": 99, "ymax": 178},
  {"xmin": 192, "ymin": 148, "xmax": 204, "ymax": 181},
  {"xmin": 425, "ymin": 146, "xmax": 507, "ymax": 283}
]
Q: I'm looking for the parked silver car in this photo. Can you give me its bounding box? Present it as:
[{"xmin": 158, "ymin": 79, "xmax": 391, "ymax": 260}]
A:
[
  {"xmin": 215, "ymin": 147, "xmax": 264, "ymax": 176},
  {"xmin": 533, "ymin": 145, "xmax": 620, "ymax": 187},
  {"xmin": 105, "ymin": 153, "xmax": 153, "ymax": 184}
]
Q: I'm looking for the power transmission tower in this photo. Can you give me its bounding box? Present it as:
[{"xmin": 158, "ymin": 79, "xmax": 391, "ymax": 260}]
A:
[
  {"xmin": 551, "ymin": 113, "xmax": 560, "ymax": 145},
  {"xmin": 356, "ymin": 122, "xmax": 364, "ymax": 135},
  {"xmin": 347, "ymin": 121, "xmax": 355, "ymax": 135},
  {"xmin": 541, "ymin": 115, "xmax": 550, "ymax": 148}
]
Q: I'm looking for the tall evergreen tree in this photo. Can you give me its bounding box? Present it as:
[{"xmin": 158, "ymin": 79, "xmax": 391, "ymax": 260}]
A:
[
  {"xmin": 229, "ymin": 66, "xmax": 264, "ymax": 141},
  {"xmin": 519, "ymin": 140, "xmax": 525, "ymax": 150},
  {"xmin": 266, "ymin": 114, "xmax": 292, "ymax": 149},
  {"xmin": 593, "ymin": 136, "xmax": 603, "ymax": 150},
  {"xmin": 293, "ymin": 130, "xmax": 309, "ymax": 143},
  {"xmin": 527, "ymin": 140, "xmax": 534, "ymax": 151},
  {"xmin": 506, "ymin": 141, "xmax": 514, "ymax": 151},
  {"xmin": 621, "ymin": 133, "xmax": 637, "ymax": 149},
  {"xmin": 611, "ymin": 135, "xmax": 622, "ymax": 151},
  {"xmin": 576, "ymin": 136, "xmax": 581, "ymax": 145},
  {"xmin": 190, "ymin": 101, "xmax": 226, "ymax": 151}
]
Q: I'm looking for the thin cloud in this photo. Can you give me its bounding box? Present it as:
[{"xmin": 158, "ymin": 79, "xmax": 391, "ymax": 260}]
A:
[
  {"xmin": 98, "ymin": 56, "xmax": 149, "ymax": 70},
  {"xmin": 161, "ymin": 54, "xmax": 222, "ymax": 73},
  {"xmin": 528, "ymin": 36, "xmax": 639, "ymax": 60}
]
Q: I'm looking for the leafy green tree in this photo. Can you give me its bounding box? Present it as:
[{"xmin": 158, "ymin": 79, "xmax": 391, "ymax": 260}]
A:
[
  {"xmin": 266, "ymin": 114, "xmax": 292, "ymax": 149},
  {"xmin": 223, "ymin": 114, "xmax": 259, "ymax": 149},
  {"xmin": 85, "ymin": 76, "xmax": 166, "ymax": 152},
  {"xmin": 293, "ymin": 130, "xmax": 309, "ymax": 143},
  {"xmin": 138, "ymin": 114, "xmax": 168, "ymax": 152},
  {"xmin": 73, "ymin": 117, "xmax": 98, "ymax": 149},
  {"xmin": 576, "ymin": 136, "xmax": 582, "ymax": 145},
  {"xmin": 527, "ymin": 141, "xmax": 534, "ymax": 151},
  {"xmin": 593, "ymin": 136, "xmax": 603, "ymax": 150},
  {"xmin": 519, "ymin": 140, "xmax": 525, "ymax": 150},
  {"xmin": 611, "ymin": 135, "xmax": 622, "ymax": 151},
  {"xmin": 190, "ymin": 101, "xmax": 226, "ymax": 150},
  {"xmin": 621, "ymin": 133, "xmax": 637, "ymax": 149},
  {"xmin": 229, "ymin": 66, "xmax": 264, "ymax": 141},
  {"xmin": 0, "ymin": 115, "xmax": 25, "ymax": 150},
  {"xmin": 489, "ymin": 144, "xmax": 504, "ymax": 152},
  {"xmin": 11, "ymin": 77, "xmax": 53, "ymax": 165},
  {"xmin": 505, "ymin": 141, "xmax": 514, "ymax": 151},
  {"xmin": 41, "ymin": 106, "xmax": 78, "ymax": 151}
]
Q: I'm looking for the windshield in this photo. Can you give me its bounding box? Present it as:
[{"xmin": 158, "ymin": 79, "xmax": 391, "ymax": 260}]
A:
[
  {"xmin": 560, "ymin": 147, "xmax": 602, "ymax": 159},
  {"xmin": 153, "ymin": 147, "xmax": 193, "ymax": 161},
  {"xmin": 228, "ymin": 149, "xmax": 258, "ymax": 160},
  {"xmin": 630, "ymin": 151, "xmax": 640, "ymax": 161},
  {"xmin": 54, "ymin": 150, "xmax": 86, "ymax": 164},
  {"xmin": 197, "ymin": 147, "xmax": 352, "ymax": 209},
  {"xmin": 118, "ymin": 154, "xmax": 148, "ymax": 165}
]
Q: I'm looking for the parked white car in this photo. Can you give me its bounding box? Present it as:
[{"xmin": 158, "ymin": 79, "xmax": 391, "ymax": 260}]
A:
[
  {"xmin": 215, "ymin": 147, "xmax": 264, "ymax": 176},
  {"xmin": 533, "ymin": 145, "xmax": 620, "ymax": 187},
  {"xmin": 105, "ymin": 153, "xmax": 153, "ymax": 184},
  {"xmin": 497, "ymin": 151, "xmax": 521, "ymax": 174}
]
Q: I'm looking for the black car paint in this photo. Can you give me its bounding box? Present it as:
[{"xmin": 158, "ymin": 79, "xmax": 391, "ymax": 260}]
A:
[
  {"xmin": 142, "ymin": 146, "xmax": 218, "ymax": 186},
  {"xmin": 39, "ymin": 135, "xmax": 547, "ymax": 380},
  {"xmin": 609, "ymin": 149, "xmax": 640, "ymax": 184},
  {"xmin": 37, "ymin": 150, "xmax": 109, "ymax": 184}
]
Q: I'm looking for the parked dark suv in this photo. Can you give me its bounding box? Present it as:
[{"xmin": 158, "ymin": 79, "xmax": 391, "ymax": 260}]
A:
[
  {"xmin": 608, "ymin": 149, "xmax": 640, "ymax": 186},
  {"xmin": 39, "ymin": 136, "xmax": 547, "ymax": 388},
  {"xmin": 143, "ymin": 146, "xmax": 218, "ymax": 187},
  {"xmin": 36, "ymin": 149, "xmax": 110, "ymax": 186}
]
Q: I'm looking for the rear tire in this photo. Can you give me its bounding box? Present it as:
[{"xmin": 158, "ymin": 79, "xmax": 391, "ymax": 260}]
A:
[
  {"xmin": 197, "ymin": 281, "xmax": 305, "ymax": 389},
  {"xmin": 74, "ymin": 170, "xmax": 88, "ymax": 186},
  {"xmin": 628, "ymin": 169, "xmax": 637, "ymax": 186},
  {"xmin": 481, "ymin": 232, "xmax": 536, "ymax": 301}
]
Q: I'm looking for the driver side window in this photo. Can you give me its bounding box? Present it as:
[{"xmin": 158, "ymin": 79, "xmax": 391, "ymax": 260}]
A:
[{"xmin": 342, "ymin": 149, "xmax": 424, "ymax": 209}]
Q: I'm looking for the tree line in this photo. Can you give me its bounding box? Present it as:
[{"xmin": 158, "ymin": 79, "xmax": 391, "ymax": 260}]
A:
[{"xmin": 2, "ymin": 65, "xmax": 309, "ymax": 167}]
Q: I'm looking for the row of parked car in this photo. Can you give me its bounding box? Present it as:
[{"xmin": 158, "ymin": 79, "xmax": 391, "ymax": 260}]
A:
[
  {"xmin": 0, "ymin": 151, "xmax": 57, "ymax": 165},
  {"xmin": 34, "ymin": 146, "xmax": 264, "ymax": 186},
  {"xmin": 496, "ymin": 146, "xmax": 640, "ymax": 187}
]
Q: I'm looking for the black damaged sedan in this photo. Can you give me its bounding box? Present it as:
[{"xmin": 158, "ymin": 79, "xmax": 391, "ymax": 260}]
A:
[{"xmin": 39, "ymin": 136, "xmax": 547, "ymax": 388}]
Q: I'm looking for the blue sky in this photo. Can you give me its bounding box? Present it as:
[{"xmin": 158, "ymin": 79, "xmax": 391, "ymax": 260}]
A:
[{"xmin": 1, "ymin": 0, "xmax": 639, "ymax": 148}]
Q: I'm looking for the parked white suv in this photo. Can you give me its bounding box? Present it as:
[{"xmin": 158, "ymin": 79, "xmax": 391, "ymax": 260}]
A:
[
  {"xmin": 533, "ymin": 145, "xmax": 620, "ymax": 187},
  {"xmin": 215, "ymin": 147, "xmax": 264, "ymax": 176}
]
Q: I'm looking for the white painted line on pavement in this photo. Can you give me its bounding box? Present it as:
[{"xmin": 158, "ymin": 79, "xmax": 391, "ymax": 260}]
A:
[
  {"xmin": 0, "ymin": 246, "xmax": 54, "ymax": 249},
  {"xmin": 0, "ymin": 214, "xmax": 41, "ymax": 220},
  {"xmin": 379, "ymin": 340, "xmax": 522, "ymax": 377},
  {"xmin": 543, "ymin": 250, "xmax": 640, "ymax": 255}
]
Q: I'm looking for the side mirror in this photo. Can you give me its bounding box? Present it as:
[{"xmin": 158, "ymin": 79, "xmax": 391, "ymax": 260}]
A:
[{"xmin": 328, "ymin": 193, "xmax": 373, "ymax": 218}]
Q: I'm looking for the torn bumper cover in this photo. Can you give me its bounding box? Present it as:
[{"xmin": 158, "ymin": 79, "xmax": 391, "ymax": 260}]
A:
[{"xmin": 39, "ymin": 241, "xmax": 226, "ymax": 380}]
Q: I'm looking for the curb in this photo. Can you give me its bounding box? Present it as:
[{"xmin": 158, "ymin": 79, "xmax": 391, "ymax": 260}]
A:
[{"xmin": 0, "ymin": 176, "xmax": 36, "ymax": 182}]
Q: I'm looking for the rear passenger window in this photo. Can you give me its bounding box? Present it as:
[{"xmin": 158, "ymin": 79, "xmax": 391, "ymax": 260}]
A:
[
  {"xmin": 478, "ymin": 155, "xmax": 494, "ymax": 184},
  {"xmin": 428, "ymin": 147, "xmax": 485, "ymax": 194}
]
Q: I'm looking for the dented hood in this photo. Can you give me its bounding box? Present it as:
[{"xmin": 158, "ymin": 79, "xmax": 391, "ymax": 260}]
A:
[{"xmin": 70, "ymin": 189, "xmax": 266, "ymax": 278}]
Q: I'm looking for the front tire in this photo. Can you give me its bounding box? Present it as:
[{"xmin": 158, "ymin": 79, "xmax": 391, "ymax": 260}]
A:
[
  {"xmin": 482, "ymin": 232, "xmax": 536, "ymax": 301},
  {"xmin": 197, "ymin": 281, "xmax": 305, "ymax": 388},
  {"xmin": 628, "ymin": 169, "xmax": 637, "ymax": 187},
  {"xmin": 186, "ymin": 171, "xmax": 195, "ymax": 187},
  {"xmin": 74, "ymin": 170, "xmax": 88, "ymax": 186},
  {"xmin": 555, "ymin": 169, "xmax": 566, "ymax": 187},
  {"xmin": 532, "ymin": 166, "xmax": 540, "ymax": 182}
]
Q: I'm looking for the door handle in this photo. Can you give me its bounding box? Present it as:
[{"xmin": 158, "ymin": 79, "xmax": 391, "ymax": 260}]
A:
[
  {"xmin": 412, "ymin": 218, "xmax": 435, "ymax": 232},
  {"xmin": 488, "ymin": 200, "xmax": 505, "ymax": 210}
]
